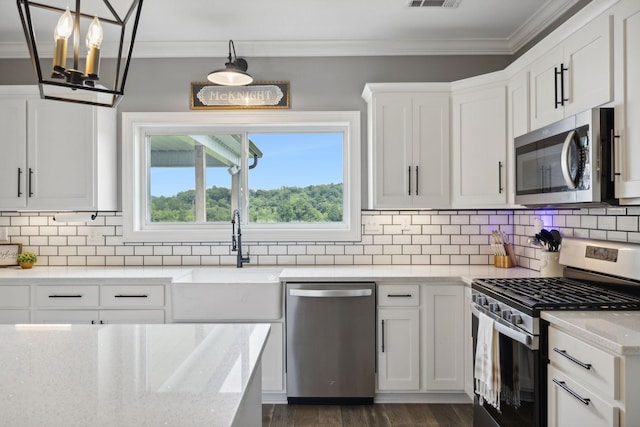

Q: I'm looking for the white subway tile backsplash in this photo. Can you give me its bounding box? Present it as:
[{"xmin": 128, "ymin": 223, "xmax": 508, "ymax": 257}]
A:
[
  {"xmin": 2, "ymin": 207, "xmax": 639, "ymax": 269},
  {"xmin": 597, "ymin": 216, "xmax": 617, "ymax": 230},
  {"xmin": 617, "ymin": 216, "xmax": 638, "ymax": 232}
]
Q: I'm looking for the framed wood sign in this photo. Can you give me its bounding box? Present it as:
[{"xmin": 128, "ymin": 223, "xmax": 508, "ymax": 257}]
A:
[
  {"xmin": 190, "ymin": 81, "xmax": 290, "ymax": 110},
  {"xmin": 0, "ymin": 243, "xmax": 21, "ymax": 267}
]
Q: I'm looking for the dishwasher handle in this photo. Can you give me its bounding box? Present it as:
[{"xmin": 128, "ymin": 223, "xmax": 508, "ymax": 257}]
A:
[{"xmin": 289, "ymin": 288, "xmax": 372, "ymax": 298}]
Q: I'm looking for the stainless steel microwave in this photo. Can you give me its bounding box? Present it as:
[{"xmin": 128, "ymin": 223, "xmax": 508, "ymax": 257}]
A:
[{"xmin": 514, "ymin": 108, "xmax": 617, "ymax": 207}]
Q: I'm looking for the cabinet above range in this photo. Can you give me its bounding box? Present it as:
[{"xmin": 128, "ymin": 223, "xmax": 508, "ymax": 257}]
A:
[{"xmin": 0, "ymin": 86, "xmax": 117, "ymax": 212}]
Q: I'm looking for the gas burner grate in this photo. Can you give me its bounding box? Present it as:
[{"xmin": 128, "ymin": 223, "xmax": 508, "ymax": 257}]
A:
[{"xmin": 474, "ymin": 277, "xmax": 640, "ymax": 310}]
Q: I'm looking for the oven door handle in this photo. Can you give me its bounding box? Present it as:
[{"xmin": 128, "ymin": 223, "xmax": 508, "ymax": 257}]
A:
[{"xmin": 472, "ymin": 304, "xmax": 533, "ymax": 347}]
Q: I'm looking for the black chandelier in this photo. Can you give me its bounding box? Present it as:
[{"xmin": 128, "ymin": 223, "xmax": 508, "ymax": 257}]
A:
[{"xmin": 17, "ymin": 0, "xmax": 143, "ymax": 107}]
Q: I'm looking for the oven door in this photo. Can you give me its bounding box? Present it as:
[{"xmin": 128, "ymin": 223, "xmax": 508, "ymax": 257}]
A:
[{"xmin": 471, "ymin": 304, "xmax": 543, "ymax": 427}]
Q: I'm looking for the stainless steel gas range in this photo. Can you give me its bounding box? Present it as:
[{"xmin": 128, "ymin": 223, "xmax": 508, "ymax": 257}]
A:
[{"xmin": 471, "ymin": 237, "xmax": 640, "ymax": 427}]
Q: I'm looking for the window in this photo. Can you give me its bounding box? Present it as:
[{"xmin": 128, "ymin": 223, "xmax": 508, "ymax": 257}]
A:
[{"xmin": 123, "ymin": 111, "xmax": 361, "ymax": 242}]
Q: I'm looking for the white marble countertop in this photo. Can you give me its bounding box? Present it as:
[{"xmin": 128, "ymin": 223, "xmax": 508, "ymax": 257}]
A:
[
  {"xmin": 0, "ymin": 264, "xmax": 539, "ymax": 285},
  {"xmin": 0, "ymin": 323, "xmax": 270, "ymax": 426},
  {"xmin": 542, "ymin": 311, "xmax": 640, "ymax": 355}
]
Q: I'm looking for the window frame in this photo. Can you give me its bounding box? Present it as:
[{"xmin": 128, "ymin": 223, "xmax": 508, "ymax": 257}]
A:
[{"xmin": 122, "ymin": 111, "xmax": 361, "ymax": 243}]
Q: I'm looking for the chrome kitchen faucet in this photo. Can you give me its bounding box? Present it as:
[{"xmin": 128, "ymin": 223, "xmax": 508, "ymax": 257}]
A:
[{"xmin": 231, "ymin": 209, "xmax": 250, "ymax": 268}]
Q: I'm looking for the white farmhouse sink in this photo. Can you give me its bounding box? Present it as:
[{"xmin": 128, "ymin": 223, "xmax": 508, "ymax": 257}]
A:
[{"xmin": 172, "ymin": 268, "xmax": 283, "ymax": 321}]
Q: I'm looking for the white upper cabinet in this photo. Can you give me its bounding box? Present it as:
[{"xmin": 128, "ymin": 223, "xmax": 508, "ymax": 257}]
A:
[
  {"xmin": 452, "ymin": 82, "xmax": 508, "ymax": 208},
  {"xmin": 530, "ymin": 13, "xmax": 613, "ymax": 130},
  {"xmin": 363, "ymin": 83, "xmax": 450, "ymax": 209},
  {"xmin": 0, "ymin": 87, "xmax": 117, "ymax": 211},
  {"xmin": 612, "ymin": 0, "xmax": 640, "ymax": 202},
  {"xmin": 0, "ymin": 99, "xmax": 27, "ymax": 208}
]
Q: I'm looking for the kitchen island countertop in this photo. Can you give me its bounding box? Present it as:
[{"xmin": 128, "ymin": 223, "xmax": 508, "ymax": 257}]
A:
[{"xmin": 0, "ymin": 323, "xmax": 269, "ymax": 426}]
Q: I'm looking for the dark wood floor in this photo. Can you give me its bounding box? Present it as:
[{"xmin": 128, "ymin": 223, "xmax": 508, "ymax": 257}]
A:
[{"xmin": 263, "ymin": 403, "xmax": 473, "ymax": 427}]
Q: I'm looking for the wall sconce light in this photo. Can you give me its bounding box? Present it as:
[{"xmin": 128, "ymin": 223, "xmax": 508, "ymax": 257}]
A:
[
  {"xmin": 17, "ymin": 0, "xmax": 144, "ymax": 107},
  {"xmin": 207, "ymin": 40, "xmax": 254, "ymax": 86}
]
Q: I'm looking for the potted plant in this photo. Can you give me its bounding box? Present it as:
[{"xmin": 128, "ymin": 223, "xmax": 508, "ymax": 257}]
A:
[{"xmin": 16, "ymin": 251, "xmax": 37, "ymax": 269}]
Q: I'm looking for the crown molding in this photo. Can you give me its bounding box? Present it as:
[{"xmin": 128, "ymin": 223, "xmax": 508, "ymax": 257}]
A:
[{"xmin": 1, "ymin": 38, "xmax": 517, "ymax": 59}]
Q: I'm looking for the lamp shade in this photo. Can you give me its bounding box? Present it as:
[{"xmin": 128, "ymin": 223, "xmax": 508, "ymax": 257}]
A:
[
  {"xmin": 207, "ymin": 40, "xmax": 253, "ymax": 86},
  {"xmin": 17, "ymin": 0, "xmax": 143, "ymax": 108}
]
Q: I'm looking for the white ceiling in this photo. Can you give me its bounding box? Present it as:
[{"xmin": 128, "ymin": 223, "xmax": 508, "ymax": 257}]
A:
[{"xmin": 1, "ymin": 0, "xmax": 586, "ymax": 58}]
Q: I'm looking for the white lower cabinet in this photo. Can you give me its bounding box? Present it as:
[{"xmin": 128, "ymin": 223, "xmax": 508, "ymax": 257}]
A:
[
  {"xmin": 547, "ymin": 325, "xmax": 629, "ymax": 427},
  {"xmin": 261, "ymin": 322, "xmax": 285, "ymax": 392},
  {"xmin": 377, "ymin": 307, "xmax": 421, "ymax": 390},
  {"xmin": 32, "ymin": 284, "xmax": 166, "ymax": 324},
  {"xmin": 422, "ymin": 284, "xmax": 464, "ymax": 391},
  {"xmin": 376, "ymin": 282, "xmax": 466, "ymax": 397},
  {"xmin": 0, "ymin": 285, "xmax": 31, "ymax": 324},
  {"xmin": 548, "ymin": 365, "xmax": 619, "ymax": 427}
]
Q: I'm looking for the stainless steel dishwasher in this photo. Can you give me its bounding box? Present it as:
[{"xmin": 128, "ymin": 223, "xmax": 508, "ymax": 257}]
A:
[{"xmin": 286, "ymin": 282, "xmax": 375, "ymax": 404}]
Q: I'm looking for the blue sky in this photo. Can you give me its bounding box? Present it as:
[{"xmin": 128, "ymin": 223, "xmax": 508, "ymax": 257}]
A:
[{"xmin": 150, "ymin": 132, "xmax": 343, "ymax": 197}]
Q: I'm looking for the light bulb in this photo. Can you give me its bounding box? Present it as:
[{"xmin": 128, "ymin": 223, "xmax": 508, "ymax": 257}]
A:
[
  {"xmin": 84, "ymin": 17, "xmax": 103, "ymax": 78},
  {"xmin": 54, "ymin": 7, "xmax": 73, "ymax": 40},
  {"xmin": 85, "ymin": 17, "xmax": 103, "ymax": 49},
  {"xmin": 52, "ymin": 7, "xmax": 73, "ymax": 74}
]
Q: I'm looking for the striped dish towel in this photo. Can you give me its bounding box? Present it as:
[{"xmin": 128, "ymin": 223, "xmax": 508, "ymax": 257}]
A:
[{"xmin": 474, "ymin": 312, "xmax": 501, "ymax": 410}]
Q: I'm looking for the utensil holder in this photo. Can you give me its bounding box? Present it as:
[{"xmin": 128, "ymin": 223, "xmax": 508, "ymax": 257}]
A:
[
  {"xmin": 540, "ymin": 251, "xmax": 563, "ymax": 277},
  {"xmin": 494, "ymin": 255, "xmax": 514, "ymax": 268}
]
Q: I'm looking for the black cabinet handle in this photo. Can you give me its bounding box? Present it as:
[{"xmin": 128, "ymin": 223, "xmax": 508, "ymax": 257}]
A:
[
  {"xmin": 114, "ymin": 294, "xmax": 149, "ymax": 298},
  {"xmin": 28, "ymin": 168, "xmax": 34, "ymax": 197},
  {"xmin": 611, "ymin": 131, "xmax": 621, "ymax": 181},
  {"xmin": 553, "ymin": 348, "xmax": 592, "ymax": 370},
  {"xmin": 498, "ymin": 161, "xmax": 503, "ymax": 194},
  {"xmin": 555, "ymin": 63, "xmax": 569, "ymax": 108},
  {"xmin": 552, "ymin": 378, "xmax": 591, "ymax": 405},
  {"xmin": 49, "ymin": 294, "xmax": 83, "ymax": 298},
  {"xmin": 17, "ymin": 168, "xmax": 22, "ymax": 197},
  {"xmin": 415, "ymin": 165, "xmax": 419, "ymax": 196},
  {"xmin": 387, "ymin": 294, "xmax": 413, "ymax": 298},
  {"xmin": 408, "ymin": 166, "xmax": 412, "ymax": 195},
  {"xmin": 381, "ymin": 319, "xmax": 385, "ymax": 353}
]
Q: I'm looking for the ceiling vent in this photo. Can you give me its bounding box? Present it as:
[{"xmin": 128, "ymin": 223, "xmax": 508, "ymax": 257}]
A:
[{"xmin": 409, "ymin": 0, "xmax": 461, "ymax": 8}]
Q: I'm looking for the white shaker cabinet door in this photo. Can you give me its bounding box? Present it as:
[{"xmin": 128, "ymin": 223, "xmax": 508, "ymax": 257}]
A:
[
  {"xmin": 530, "ymin": 45, "xmax": 565, "ymax": 130},
  {"xmin": 422, "ymin": 284, "xmax": 464, "ymax": 391},
  {"xmin": 613, "ymin": 0, "xmax": 640, "ymax": 200},
  {"xmin": 370, "ymin": 92, "xmax": 414, "ymax": 208},
  {"xmin": 26, "ymin": 100, "xmax": 96, "ymax": 210},
  {"xmin": 377, "ymin": 308, "xmax": 420, "ymax": 391},
  {"xmin": 452, "ymin": 84, "xmax": 508, "ymax": 208},
  {"xmin": 562, "ymin": 13, "xmax": 613, "ymax": 118},
  {"xmin": 0, "ymin": 99, "xmax": 27, "ymax": 208}
]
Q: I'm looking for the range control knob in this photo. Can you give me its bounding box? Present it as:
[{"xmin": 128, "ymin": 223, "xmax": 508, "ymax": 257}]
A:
[
  {"xmin": 477, "ymin": 296, "xmax": 488, "ymax": 306},
  {"xmin": 511, "ymin": 314, "xmax": 523, "ymax": 325},
  {"xmin": 488, "ymin": 302, "xmax": 500, "ymax": 313},
  {"xmin": 502, "ymin": 310, "xmax": 512, "ymax": 321},
  {"xmin": 472, "ymin": 293, "xmax": 479, "ymax": 304}
]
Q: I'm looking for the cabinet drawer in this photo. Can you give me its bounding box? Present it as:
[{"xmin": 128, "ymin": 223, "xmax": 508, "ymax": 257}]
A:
[
  {"xmin": 548, "ymin": 365, "xmax": 619, "ymax": 427},
  {"xmin": 0, "ymin": 285, "xmax": 30, "ymax": 307},
  {"xmin": 35, "ymin": 286, "xmax": 99, "ymax": 307},
  {"xmin": 378, "ymin": 284, "xmax": 420, "ymax": 307},
  {"xmin": 549, "ymin": 326, "xmax": 619, "ymax": 400},
  {"xmin": 100, "ymin": 285, "xmax": 165, "ymax": 307}
]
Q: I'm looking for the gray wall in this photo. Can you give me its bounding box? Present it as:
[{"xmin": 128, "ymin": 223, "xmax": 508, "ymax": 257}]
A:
[{"xmin": 0, "ymin": 55, "xmax": 512, "ymax": 112}]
